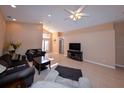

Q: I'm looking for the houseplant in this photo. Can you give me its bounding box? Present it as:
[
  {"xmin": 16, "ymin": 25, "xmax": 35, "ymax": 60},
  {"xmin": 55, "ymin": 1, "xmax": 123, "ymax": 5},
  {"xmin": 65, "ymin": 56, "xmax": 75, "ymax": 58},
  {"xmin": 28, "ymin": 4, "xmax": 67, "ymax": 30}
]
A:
[{"xmin": 7, "ymin": 41, "xmax": 22, "ymax": 54}]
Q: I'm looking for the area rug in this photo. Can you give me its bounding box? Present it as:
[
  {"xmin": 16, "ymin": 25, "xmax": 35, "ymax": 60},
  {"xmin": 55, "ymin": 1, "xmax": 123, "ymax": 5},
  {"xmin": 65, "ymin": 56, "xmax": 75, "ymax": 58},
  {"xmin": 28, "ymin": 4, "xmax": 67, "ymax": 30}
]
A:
[{"xmin": 55, "ymin": 65, "xmax": 82, "ymax": 81}]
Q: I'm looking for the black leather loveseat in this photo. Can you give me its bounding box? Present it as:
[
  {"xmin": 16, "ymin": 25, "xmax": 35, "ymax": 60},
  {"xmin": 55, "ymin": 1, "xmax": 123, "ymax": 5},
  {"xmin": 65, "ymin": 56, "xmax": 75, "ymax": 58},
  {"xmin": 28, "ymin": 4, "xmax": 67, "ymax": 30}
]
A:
[
  {"xmin": 25, "ymin": 49, "xmax": 46, "ymax": 61},
  {"xmin": 0, "ymin": 54, "xmax": 35, "ymax": 88}
]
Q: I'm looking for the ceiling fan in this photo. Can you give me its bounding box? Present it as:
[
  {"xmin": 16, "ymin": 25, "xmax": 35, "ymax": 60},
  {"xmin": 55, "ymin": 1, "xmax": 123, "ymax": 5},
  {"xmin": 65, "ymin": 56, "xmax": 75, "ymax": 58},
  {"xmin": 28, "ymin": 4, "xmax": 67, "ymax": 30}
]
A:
[{"xmin": 65, "ymin": 5, "xmax": 88, "ymax": 21}]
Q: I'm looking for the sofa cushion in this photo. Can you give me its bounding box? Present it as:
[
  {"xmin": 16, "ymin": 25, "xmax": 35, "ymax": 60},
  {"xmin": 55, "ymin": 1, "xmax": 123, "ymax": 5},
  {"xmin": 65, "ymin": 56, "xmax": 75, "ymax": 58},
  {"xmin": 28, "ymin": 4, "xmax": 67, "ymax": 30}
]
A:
[
  {"xmin": 0, "ymin": 59, "xmax": 9, "ymax": 68},
  {"xmin": 0, "ymin": 54, "xmax": 12, "ymax": 66},
  {"xmin": 12, "ymin": 54, "xmax": 19, "ymax": 61},
  {"xmin": 5, "ymin": 64, "xmax": 29, "ymax": 75}
]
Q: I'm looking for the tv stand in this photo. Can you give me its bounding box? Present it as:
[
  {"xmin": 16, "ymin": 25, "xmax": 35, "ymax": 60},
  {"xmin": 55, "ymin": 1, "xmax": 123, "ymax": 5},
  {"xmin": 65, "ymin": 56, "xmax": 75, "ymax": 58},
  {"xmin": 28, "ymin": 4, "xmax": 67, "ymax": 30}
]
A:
[{"xmin": 67, "ymin": 50, "xmax": 83, "ymax": 61}]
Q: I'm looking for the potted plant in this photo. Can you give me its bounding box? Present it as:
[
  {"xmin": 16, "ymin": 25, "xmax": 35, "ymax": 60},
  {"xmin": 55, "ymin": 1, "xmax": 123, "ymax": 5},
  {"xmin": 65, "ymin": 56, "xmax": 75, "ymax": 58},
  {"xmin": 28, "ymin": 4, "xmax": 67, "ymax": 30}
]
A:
[{"xmin": 7, "ymin": 41, "xmax": 22, "ymax": 54}]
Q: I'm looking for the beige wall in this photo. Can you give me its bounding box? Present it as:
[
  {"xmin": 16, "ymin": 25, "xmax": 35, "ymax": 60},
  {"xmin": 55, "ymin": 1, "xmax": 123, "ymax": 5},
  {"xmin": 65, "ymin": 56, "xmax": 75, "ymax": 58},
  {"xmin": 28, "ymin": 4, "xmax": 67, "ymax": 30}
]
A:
[
  {"xmin": 6, "ymin": 21, "xmax": 43, "ymax": 54},
  {"xmin": 64, "ymin": 23, "xmax": 116, "ymax": 68},
  {"xmin": 0, "ymin": 9, "xmax": 6, "ymax": 56},
  {"xmin": 52, "ymin": 32, "xmax": 64, "ymax": 54},
  {"xmin": 43, "ymin": 29, "xmax": 52, "ymax": 52},
  {"xmin": 52, "ymin": 32, "xmax": 59, "ymax": 54},
  {"xmin": 114, "ymin": 22, "xmax": 124, "ymax": 66}
]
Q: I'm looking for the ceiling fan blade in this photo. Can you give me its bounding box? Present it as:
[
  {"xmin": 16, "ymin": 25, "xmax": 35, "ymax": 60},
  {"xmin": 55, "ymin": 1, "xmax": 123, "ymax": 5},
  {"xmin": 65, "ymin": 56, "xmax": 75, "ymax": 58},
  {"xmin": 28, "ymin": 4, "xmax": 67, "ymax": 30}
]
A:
[
  {"xmin": 64, "ymin": 15, "xmax": 75, "ymax": 21},
  {"xmin": 64, "ymin": 9, "xmax": 74, "ymax": 14},
  {"xmin": 78, "ymin": 13, "xmax": 89, "ymax": 17},
  {"xmin": 82, "ymin": 13, "xmax": 89, "ymax": 17},
  {"xmin": 76, "ymin": 5, "xmax": 87, "ymax": 13},
  {"xmin": 64, "ymin": 17, "xmax": 69, "ymax": 21}
]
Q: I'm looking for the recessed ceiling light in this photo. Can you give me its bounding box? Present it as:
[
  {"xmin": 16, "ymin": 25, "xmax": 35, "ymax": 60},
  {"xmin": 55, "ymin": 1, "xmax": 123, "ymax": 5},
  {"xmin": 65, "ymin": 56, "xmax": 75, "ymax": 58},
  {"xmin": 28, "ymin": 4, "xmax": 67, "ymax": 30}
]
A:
[
  {"xmin": 12, "ymin": 18, "xmax": 16, "ymax": 21},
  {"xmin": 48, "ymin": 14, "xmax": 52, "ymax": 17},
  {"xmin": 11, "ymin": 5, "xmax": 16, "ymax": 8}
]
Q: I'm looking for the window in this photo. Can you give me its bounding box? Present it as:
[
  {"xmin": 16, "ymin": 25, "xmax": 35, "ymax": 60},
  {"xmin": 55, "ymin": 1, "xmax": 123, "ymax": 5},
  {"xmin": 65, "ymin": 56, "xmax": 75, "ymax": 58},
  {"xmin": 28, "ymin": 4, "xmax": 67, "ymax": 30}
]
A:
[
  {"xmin": 42, "ymin": 39, "xmax": 49, "ymax": 51},
  {"xmin": 43, "ymin": 33, "xmax": 50, "ymax": 39},
  {"xmin": 42, "ymin": 33, "xmax": 51, "ymax": 52}
]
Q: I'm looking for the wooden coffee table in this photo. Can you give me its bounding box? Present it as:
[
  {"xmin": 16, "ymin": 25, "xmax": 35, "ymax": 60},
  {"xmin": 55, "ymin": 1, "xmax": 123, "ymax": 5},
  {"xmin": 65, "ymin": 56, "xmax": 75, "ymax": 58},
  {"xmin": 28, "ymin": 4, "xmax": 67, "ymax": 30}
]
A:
[{"xmin": 33, "ymin": 57, "xmax": 51, "ymax": 75}]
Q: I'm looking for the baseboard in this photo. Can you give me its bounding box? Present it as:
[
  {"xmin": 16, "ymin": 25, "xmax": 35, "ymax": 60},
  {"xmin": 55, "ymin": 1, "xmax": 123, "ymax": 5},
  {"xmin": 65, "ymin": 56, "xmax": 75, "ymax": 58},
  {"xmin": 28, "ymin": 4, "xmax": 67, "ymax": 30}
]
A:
[
  {"xmin": 84, "ymin": 59, "xmax": 115, "ymax": 69},
  {"xmin": 64, "ymin": 54, "xmax": 67, "ymax": 56},
  {"xmin": 116, "ymin": 64, "xmax": 124, "ymax": 68},
  {"xmin": 54, "ymin": 52, "xmax": 59, "ymax": 54}
]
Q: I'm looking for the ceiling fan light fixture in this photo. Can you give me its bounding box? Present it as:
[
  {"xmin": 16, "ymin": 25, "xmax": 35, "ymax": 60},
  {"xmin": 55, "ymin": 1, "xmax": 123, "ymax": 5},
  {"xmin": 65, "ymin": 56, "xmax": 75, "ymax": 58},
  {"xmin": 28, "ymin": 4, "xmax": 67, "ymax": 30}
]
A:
[
  {"xmin": 70, "ymin": 13, "xmax": 82, "ymax": 21},
  {"xmin": 12, "ymin": 18, "xmax": 16, "ymax": 21},
  {"xmin": 75, "ymin": 13, "xmax": 79, "ymax": 17},
  {"xmin": 40, "ymin": 21, "xmax": 42, "ymax": 24},
  {"xmin": 69, "ymin": 15, "xmax": 74, "ymax": 19},
  {"xmin": 77, "ymin": 16, "xmax": 81, "ymax": 20},
  {"xmin": 65, "ymin": 5, "xmax": 88, "ymax": 21},
  {"xmin": 48, "ymin": 14, "xmax": 52, "ymax": 17},
  {"xmin": 73, "ymin": 17, "xmax": 76, "ymax": 21},
  {"xmin": 11, "ymin": 5, "xmax": 16, "ymax": 8}
]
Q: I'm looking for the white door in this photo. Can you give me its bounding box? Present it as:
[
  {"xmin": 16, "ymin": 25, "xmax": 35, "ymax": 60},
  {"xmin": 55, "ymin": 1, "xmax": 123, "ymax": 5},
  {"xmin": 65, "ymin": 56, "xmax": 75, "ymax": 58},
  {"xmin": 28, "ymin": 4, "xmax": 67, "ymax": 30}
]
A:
[{"xmin": 59, "ymin": 38, "xmax": 64, "ymax": 54}]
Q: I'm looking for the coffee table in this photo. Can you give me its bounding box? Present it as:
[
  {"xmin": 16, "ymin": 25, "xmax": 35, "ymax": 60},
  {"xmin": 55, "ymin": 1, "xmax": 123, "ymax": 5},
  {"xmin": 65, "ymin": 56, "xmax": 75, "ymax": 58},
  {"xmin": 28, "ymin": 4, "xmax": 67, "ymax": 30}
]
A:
[{"xmin": 33, "ymin": 57, "xmax": 51, "ymax": 75}]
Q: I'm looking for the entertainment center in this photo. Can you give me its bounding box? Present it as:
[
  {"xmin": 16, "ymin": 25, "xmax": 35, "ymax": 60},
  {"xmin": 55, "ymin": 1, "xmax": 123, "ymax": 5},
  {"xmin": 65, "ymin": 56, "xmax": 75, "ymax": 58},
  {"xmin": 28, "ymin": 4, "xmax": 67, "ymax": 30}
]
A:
[{"xmin": 67, "ymin": 43, "xmax": 83, "ymax": 61}]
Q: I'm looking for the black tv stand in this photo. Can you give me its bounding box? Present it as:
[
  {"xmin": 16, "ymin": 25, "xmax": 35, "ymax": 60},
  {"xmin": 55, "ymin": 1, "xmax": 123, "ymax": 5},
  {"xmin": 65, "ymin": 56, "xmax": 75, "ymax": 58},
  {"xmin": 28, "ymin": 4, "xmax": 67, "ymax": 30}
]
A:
[{"xmin": 67, "ymin": 50, "xmax": 83, "ymax": 61}]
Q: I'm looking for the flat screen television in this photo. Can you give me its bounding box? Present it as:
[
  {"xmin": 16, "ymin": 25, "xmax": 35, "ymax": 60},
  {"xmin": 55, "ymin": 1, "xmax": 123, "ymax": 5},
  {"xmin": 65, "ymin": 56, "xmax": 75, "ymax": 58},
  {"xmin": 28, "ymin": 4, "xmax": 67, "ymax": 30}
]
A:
[{"xmin": 69, "ymin": 43, "xmax": 81, "ymax": 51}]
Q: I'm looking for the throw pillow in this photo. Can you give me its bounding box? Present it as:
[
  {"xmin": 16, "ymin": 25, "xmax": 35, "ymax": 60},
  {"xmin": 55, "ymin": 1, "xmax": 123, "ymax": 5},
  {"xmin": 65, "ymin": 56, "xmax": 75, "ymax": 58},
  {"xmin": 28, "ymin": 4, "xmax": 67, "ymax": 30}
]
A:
[
  {"xmin": 37, "ymin": 49, "xmax": 42, "ymax": 52},
  {"xmin": 12, "ymin": 54, "xmax": 19, "ymax": 61},
  {"xmin": 0, "ymin": 59, "xmax": 8, "ymax": 68},
  {"xmin": 0, "ymin": 54, "xmax": 12, "ymax": 66},
  {"xmin": 19, "ymin": 55, "xmax": 22, "ymax": 61},
  {"xmin": 0, "ymin": 64, "xmax": 6, "ymax": 73},
  {"xmin": 29, "ymin": 50, "xmax": 34, "ymax": 54}
]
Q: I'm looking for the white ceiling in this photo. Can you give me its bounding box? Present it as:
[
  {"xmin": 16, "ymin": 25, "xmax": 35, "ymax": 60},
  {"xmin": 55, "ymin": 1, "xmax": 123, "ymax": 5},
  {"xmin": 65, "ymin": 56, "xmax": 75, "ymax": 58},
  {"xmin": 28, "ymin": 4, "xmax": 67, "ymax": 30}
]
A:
[{"xmin": 0, "ymin": 5, "xmax": 124, "ymax": 32}]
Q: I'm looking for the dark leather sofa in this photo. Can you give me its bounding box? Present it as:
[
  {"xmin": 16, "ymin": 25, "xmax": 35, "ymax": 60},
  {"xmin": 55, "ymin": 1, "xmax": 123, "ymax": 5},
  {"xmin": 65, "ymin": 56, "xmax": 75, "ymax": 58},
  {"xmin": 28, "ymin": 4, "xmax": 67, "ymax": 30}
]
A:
[
  {"xmin": 25, "ymin": 49, "xmax": 46, "ymax": 61},
  {"xmin": 0, "ymin": 54, "xmax": 35, "ymax": 88}
]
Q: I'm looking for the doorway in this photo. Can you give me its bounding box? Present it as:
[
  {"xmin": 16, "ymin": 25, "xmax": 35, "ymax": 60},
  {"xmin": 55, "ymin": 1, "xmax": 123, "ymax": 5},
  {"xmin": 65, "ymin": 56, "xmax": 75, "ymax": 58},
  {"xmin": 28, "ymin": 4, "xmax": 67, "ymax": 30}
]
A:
[
  {"xmin": 59, "ymin": 38, "xmax": 64, "ymax": 54},
  {"xmin": 42, "ymin": 39, "xmax": 49, "ymax": 52}
]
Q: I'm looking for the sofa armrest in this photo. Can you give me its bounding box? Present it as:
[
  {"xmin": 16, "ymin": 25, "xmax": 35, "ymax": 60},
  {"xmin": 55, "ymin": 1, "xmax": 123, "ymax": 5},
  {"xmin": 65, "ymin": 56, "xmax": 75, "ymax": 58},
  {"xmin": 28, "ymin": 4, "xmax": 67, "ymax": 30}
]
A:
[
  {"xmin": 19, "ymin": 67, "xmax": 35, "ymax": 79},
  {"xmin": 41, "ymin": 51, "xmax": 46, "ymax": 56},
  {"xmin": 0, "ymin": 67, "xmax": 35, "ymax": 87}
]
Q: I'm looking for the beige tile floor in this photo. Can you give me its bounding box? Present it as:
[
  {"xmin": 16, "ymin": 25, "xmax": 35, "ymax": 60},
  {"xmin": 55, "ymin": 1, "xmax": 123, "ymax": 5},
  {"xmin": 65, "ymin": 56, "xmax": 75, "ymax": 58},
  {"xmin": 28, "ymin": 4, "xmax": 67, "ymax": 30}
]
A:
[{"xmin": 34, "ymin": 53, "xmax": 124, "ymax": 88}]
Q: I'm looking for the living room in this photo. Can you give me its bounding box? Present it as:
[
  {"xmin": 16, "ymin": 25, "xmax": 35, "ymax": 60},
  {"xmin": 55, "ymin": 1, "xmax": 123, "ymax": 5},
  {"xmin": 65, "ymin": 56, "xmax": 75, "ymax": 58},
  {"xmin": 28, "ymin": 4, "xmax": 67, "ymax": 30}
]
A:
[{"xmin": 0, "ymin": 5, "xmax": 124, "ymax": 89}]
